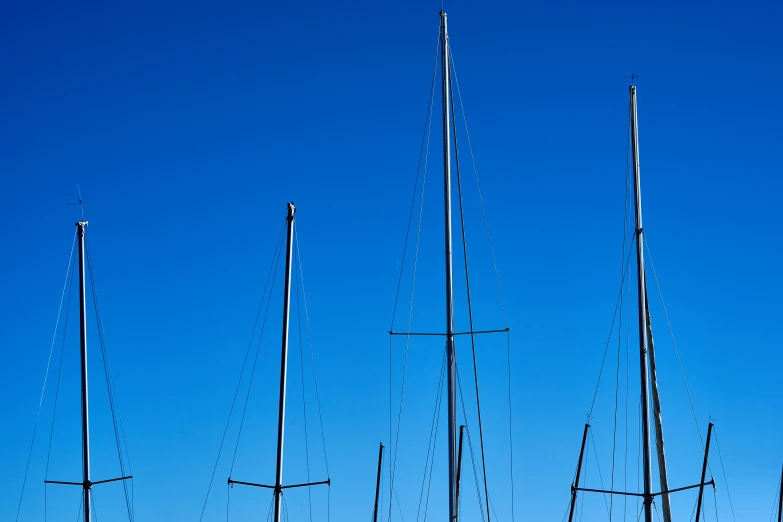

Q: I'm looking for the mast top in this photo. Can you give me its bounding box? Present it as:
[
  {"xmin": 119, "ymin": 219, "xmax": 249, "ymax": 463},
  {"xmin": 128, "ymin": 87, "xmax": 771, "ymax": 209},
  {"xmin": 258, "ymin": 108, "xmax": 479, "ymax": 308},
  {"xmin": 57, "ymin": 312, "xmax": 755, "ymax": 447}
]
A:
[
  {"xmin": 287, "ymin": 202, "xmax": 296, "ymax": 217},
  {"xmin": 75, "ymin": 221, "xmax": 88, "ymax": 227}
]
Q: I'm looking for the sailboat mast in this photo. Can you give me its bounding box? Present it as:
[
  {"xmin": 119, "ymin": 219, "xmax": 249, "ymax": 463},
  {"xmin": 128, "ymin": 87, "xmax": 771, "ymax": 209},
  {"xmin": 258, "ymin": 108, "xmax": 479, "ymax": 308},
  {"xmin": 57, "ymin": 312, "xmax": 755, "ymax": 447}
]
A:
[
  {"xmin": 76, "ymin": 221, "xmax": 91, "ymax": 522},
  {"xmin": 273, "ymin": 202, "xmax": 296, "ymax": 522},
  {"xmin": 373, "ymin": 443, "xmax": 384, "ymax": 522},
  {"xmin": 440, "ymin": 11, "xmax": 458, "ymax": 522},
  {"xmin": 630, "ymin": 85, "xmax": 654, "ymax": 522}
]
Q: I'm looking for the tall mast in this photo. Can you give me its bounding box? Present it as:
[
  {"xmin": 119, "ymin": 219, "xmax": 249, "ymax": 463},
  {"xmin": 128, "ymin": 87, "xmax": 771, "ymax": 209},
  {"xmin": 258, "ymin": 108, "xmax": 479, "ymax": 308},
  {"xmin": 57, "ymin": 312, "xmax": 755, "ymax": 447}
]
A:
[
  {"xmin": 630, "ymin": 84, "xmax": 654, "ymax": 522},
  {"xmin": 76, "ymin": 221, "xmax": 91, "ymax": 522},
  {"xmin": 440, "ymin": 11, "xmax": 458, "ymax": 522},
  {"xmin": 273, "ymin": 202, "xmax": 296, "ymax": 522},
  {"xmin": 630, "ymin": 84, "xmax": 673, "ymax": 522}
]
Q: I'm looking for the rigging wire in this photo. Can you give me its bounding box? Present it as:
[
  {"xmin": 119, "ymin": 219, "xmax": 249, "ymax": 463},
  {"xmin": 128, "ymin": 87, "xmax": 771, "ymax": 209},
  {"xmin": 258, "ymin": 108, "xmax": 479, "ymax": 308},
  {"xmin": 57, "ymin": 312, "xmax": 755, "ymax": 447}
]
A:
[
  {"xmin": 449, "ymin": 47, "xmax": 509, "ymax": 327},
  {"xmin": 294, "ymin": 229, "xmax": 332, "ymax": 478},
  {"xmin": 227, "ymin": 227, "xmax": 286, "ymax": 474},
  {"xmin": 266, "ymin": 494, "xmax": 275, "ymax": 522},
  {"xmin": 560, "ymin": 497, "xmax": 573, "ymax": 522},
  {"xmin": 294, "ymin": 238, "xmax": 314, "ymax": 522},
  {"xmin": 75, "ymin": 495, "xmax": 84, "ymax": 522},
  {"xmin": 769, "ymin": 466, "xmax": 782, "ymax": 522},
  {"xmin": 712, "ymin": 426, "xmax": 737, "ymax": 522},
  {"xmin": 687, "ymin": 496, "xmax": 698, "ymax": 522},
  {"xmin": 84, "ymin": 237, "xmax": 134, "ymax": 521},
  {"xmin": 417, "ymin": 354, "xmax": 447, "ymax": 522},
  {"xmin": 579, "ymin": 436, "xmax": 587, "ymax": 522},
  {"xmin": 92, "ymin": 492, "xmax": 100, "ymax": 522},
  {"xmin": 612, "ymin": 110, "xmax": 634, "ymax": 522},
  {"xmin": 448, "ymin": 46, "xmax": 491, "ymax": 521},
  {"xmin": 450, "ymin": 56, "xmax": 518, "ymax": 518},
  {"xmin": 622, "ymin": 91, "xmax": 633, "ymax": 522},
  {"xmin": 637, "ymin": 395, "xmax": 642, "ymax": 517},
  {"xmin": 199, "ymin": 221, "xmax": 286, "ymax": 521},
  {"xmin": 589, "ymin": 429, "xmax": 613, "ymax": 518},
  {"xmin": 610, "ymin": 277, "xmax": 623, "ymax": 522},
  {"xmin": 15, "ymin": 230, "xmax": 77, "ymax": 522},
  {"xmin": 44, "ymin": 242, "xmax": 78, "ymax": 522},
  {"xmin": 713, "ymin": 482, "xmax": 720, "ymax": 522},
  {"xmin": 455, "ymin": 367, "xmax": 487, "ymax": 522},
  {"xmin": 588, "ymin": 236, "xmax": 637, "ymax": 419},
  {"xmin": 388, "ymin": 27, "xmax": 440, "ymax": 522},
  {"xmin": 642, "ymin": 236, "xmax": 707, "ymax": 450}
]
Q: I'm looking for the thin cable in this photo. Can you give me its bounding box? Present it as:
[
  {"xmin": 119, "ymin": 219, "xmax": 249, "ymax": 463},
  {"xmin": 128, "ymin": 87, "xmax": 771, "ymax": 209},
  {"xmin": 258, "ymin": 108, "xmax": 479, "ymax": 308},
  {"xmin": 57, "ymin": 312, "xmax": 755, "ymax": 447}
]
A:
[
  {"xmin": 450, "ymin": 51, "xmax": 509, "ymax": 328},
  {"xmin": 265, "ymin": 494, "xmax": 275, "ymax": 522},
  {"xmin": 294, "ymin": 229, "xmax": 331, "ymax": 477},
  {"xmin": 228, "ymin": 228, "xmax": 286, "ymax": 474},
  {"xmin": 613, "ymin": 117, "xmax": 633, "ymax": 522},
  {"xmin": 44, "ymin": 246, "xmax": 78, "ymax": 522},
  {"xmin": 712, "ymin": 427, "xmax": 737, "ymax": 522},
  {"xmin": 92, "ymin": 491, "xmax": 99, "ymax": 522},
  {"xmin": 713, "ymin": 483, "xmax": 720, "ymax": 522},
  {"xmin": 688, "ymin": 496, "xmax": 698, "ymax": 522},
  {"xmin": 389, "ymin": 35, "xmax": 438, "ymax": 522},
  {"xmin": 505, "ymin": 331, "xmax": 516, "ymax": 521},
  {"xmin": 560, "ymin": 497, "xmax": 573, "ymax": 522},
  {"xmin": 589, "ymin": 429, "xmax": 613, "ymax": 518},
  {"xmin": 448, "ymin": 48, "xmax": 491, "ymax": 522},
  {"xmin": 86, "ymin": 248, "xmax": 133, "ymax": 520},
  {"xmin": 588, "ymin": 237, "xmax": 636, "ymax": 419},
  {"xmin": 579, "ymin": 435, "xmax": 587, "ymax": 522},
  {"xmin": 769, "ymin": 466, "xmax": 782, "ymax": 522},
  {"xmin": 389, "ymin": 29, "xmax": 441, "ymax": 331},
  {"xmin": 610, "ymin": 279, "xmax": 623, "ymax": 522},
  {"xmin": 456, "ymin": 367, "xmax": 487, "ymax": 522},
  {"xmin": 623, "ymin": 92, "xmax": 633, "ymax": 522},
  {"xmin": 451, "ymin": 63, "xmax": 518, "ymax": 519},
  {"xmin": 643, "ymin": 235, "xmax": 706, "ymax": 449},
  {"xmin": 199, "ymin": 222, "xmax": 286, "ymax": 521},
  {"xmin": 418, "ymin": 355, "xmax": 446, "ymax": 522},
  {"xmin": 74, "ymin": 495, "xmax": 83, "ymax": 522},
  {"xmin": 85, "ymin": 238, "xmax": 134, "ymax": 520},
  {"xmin": 295, "ymin": 242, "xmax": 314, "ymax": 522},
  {"xmin": 15, "ymin": 230, "xmax": 77, "ymax": 522},
  {"xmin": 637, "ymin": 395, "xmax": 642, "ymax": 516}
]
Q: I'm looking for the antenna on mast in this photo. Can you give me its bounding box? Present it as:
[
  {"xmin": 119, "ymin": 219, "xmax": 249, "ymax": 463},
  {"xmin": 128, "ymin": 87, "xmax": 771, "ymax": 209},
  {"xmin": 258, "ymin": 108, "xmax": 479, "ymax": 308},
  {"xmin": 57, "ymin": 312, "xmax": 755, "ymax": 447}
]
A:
[{"xmin": 66, "ymin": 185, "xmax": 86, "ymax": 221}]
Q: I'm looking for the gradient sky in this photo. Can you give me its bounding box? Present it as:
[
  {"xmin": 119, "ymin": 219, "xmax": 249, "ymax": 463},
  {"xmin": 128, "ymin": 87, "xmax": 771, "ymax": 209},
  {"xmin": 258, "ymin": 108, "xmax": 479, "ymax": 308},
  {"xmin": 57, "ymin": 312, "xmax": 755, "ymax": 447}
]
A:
[{"xmin": 1, "ymin": 0, "xmax": 781, "ymax": 521}]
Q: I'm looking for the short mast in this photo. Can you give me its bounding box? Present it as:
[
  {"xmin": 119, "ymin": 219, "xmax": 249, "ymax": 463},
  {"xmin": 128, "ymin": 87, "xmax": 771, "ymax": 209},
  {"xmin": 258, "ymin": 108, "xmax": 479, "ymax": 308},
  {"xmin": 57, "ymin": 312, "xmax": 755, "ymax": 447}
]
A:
[
  {"xmin": 226, "ymin": 202, "xmax": 328, "ymax": 512},
  {"xmin": 273, "ymin": 202, "xmax": 296, "ymax": 522},
  {"xmin": 440, "ymin": 10, "xmax": 458, "ymax": 522},
  {"xmin": 76, "ymin": 221, "xmax": 92, "ymax": 522},
  {"xmin": 373, "ymin": 443, "xmax": 384, "ymax": 522}
]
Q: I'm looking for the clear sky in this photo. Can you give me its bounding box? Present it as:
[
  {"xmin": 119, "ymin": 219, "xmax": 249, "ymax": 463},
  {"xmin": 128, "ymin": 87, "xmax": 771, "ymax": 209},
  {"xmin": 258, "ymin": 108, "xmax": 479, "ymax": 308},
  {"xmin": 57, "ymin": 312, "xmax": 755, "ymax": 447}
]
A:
[{"xmin": 1, "ymin": 0, "xmax": 781, "ymax": 521}]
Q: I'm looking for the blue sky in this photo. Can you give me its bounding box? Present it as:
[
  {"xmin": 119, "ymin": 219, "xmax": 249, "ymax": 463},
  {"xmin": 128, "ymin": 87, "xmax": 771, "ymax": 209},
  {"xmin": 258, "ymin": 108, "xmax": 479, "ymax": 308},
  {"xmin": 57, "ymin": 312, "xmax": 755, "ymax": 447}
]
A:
[{"xmin": 1, "ymin": 0, "xmax": 781, "ymax": 521}]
